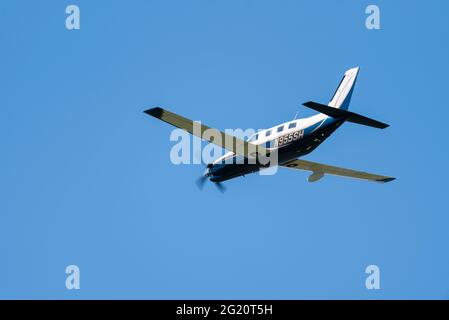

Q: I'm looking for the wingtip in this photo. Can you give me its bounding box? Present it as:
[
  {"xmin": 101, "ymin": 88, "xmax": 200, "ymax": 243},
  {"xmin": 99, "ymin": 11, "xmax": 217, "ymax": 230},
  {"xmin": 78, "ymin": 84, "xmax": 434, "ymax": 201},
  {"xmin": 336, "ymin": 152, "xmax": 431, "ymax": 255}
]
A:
[
  {"xmin": 378, "ymin": 177, "xmax": 396, "ymax": 183},
  {"xmin": 144, "ymin": 107, "xmax": 163, "ymax": 118}
]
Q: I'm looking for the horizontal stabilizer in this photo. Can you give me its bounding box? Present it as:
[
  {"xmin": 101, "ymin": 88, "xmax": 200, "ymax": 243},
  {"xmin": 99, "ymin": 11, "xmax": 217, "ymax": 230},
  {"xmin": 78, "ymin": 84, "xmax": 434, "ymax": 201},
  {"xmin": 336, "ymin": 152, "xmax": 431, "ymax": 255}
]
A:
[{"xmin": 303, "ymin": 101, "xmax": 389, "ymax": 129}]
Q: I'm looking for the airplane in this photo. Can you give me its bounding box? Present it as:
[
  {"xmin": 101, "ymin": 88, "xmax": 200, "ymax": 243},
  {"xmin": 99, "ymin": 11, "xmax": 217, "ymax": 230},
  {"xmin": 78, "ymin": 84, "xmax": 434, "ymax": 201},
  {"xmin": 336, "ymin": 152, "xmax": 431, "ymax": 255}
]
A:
[{"xmin": 144, "ymin": 67, "xmax": 395, "ymax": 191}]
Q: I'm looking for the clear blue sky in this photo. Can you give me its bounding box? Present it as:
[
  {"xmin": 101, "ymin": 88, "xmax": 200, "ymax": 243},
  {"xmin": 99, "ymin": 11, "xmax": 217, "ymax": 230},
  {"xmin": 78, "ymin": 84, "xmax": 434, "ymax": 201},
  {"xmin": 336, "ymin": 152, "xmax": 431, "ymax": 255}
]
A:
[{"xmin": 1, "ymin": 0, "xmax": 448, "ymax": 299}]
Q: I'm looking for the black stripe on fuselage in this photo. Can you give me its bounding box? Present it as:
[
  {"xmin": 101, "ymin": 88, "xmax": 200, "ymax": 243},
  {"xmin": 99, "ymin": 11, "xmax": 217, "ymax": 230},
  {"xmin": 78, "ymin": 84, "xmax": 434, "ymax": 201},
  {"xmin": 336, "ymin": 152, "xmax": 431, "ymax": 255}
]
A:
[{"xmin": 209, "ymin": 118, "xmax": 345, "ymax": 182}]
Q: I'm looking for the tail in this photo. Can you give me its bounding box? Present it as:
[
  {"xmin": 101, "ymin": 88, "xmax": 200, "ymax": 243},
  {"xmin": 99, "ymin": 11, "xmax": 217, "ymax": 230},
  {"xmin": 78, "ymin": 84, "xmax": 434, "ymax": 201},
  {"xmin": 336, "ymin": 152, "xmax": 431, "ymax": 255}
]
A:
[
  {"xmin": 302, "ymin": 67, "xmax": 390, "ymax": 129},
  {"xmin": 328, "ymin": 67, "xmax": 360, "ymax": 110}
]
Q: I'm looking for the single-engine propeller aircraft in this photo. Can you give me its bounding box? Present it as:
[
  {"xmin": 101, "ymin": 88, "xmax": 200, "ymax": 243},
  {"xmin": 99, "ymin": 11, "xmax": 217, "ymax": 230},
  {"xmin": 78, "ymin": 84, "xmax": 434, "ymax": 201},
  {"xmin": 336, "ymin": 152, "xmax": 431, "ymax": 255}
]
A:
[{"xmin": 144, "ymin": 67, "xmax": 395, "ymax": 190}]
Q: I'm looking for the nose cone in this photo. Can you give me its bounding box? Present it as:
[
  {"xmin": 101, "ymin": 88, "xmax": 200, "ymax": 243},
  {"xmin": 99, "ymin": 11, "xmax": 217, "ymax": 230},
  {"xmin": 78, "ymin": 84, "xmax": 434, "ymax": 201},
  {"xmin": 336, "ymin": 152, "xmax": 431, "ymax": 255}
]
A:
[
  {"xmin": 207, "ymin": 162, "xmax": 226, "ymax": 178},
  {"xmin": 204, "ymin": 163, "xmax": 214, "ymax": 177}
]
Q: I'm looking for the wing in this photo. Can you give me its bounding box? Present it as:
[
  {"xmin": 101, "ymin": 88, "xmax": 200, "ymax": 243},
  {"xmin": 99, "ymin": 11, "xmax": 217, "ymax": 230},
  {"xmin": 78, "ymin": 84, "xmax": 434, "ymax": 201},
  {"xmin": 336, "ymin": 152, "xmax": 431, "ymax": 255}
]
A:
[
  {"xmin": 144, "ymin": 107, "xmax": 268, "ymax": 158},
  {"xmin": 281, "ymin": 159, "xmax": 395, "ymax": 183}
]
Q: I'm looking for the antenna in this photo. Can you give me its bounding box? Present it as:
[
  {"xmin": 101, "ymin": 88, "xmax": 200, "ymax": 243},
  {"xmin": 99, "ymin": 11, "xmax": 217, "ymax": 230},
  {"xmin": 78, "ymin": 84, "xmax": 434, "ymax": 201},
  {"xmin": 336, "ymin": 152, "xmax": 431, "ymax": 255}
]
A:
[{"xmin": 294, "ymin": 111, "xmax": 299, "ymax": 120}]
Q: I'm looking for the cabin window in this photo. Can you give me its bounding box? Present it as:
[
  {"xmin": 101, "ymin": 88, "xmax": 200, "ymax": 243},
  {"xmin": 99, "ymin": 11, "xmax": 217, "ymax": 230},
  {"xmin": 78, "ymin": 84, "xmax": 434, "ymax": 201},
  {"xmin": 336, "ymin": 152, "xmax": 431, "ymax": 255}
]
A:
[
  {"xmin": 289, "ymin": 122, "xmax": 297, "ymax": 129},
  {"xmin": 265, "ymin": 130, "xmax": 272, "ymax": 137},
  {"xmin": 265, "ymin": 139, "xmax": 275, "ymax": 148},
  {"xmin": 277, "ymin": 126, "xmax": 284, "ymax": 133}
]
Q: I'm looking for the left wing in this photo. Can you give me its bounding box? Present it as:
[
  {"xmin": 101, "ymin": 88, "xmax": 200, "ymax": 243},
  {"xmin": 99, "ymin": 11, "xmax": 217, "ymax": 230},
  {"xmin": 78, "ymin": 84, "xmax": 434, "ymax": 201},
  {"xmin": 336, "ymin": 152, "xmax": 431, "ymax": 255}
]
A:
[
  {"xmin": 281, "ymin": 159, "xmax": 395, "ymax": 183},
  {"xmin": 144, "ymin": 107, "xmax": 269, "ymax": 159}
]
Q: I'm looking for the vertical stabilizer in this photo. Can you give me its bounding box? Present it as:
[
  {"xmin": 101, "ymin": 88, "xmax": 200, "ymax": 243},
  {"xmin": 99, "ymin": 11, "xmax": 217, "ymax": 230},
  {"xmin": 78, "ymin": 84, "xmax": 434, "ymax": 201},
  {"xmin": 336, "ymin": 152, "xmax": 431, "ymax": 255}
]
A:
[{"xmin": 328, "ymin": 67, "xmax": 360, "ymax": 110}]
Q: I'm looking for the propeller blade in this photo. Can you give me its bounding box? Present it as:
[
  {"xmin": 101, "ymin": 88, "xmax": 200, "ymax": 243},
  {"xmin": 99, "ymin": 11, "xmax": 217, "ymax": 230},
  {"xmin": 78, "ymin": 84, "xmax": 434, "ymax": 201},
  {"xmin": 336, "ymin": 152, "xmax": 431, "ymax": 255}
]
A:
[
  {"xmin": 195, "ymin": 175, "xmax": 207, "ymax": 190},
  {"xmin": 214, "ymin": 182, "xmax": 226, "ymax": 193}
]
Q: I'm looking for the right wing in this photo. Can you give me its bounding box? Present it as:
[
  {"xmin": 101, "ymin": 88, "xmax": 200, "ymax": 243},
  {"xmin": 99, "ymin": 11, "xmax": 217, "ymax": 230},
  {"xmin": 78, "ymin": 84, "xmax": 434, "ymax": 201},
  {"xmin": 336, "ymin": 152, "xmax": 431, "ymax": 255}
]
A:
[
  {"xmin": 282, "ymin": 158, "xmax": 395, "ymax": 183},
  {"xmin": 144, "ymin": 107, "xmax": 268, "ymax": 158}
]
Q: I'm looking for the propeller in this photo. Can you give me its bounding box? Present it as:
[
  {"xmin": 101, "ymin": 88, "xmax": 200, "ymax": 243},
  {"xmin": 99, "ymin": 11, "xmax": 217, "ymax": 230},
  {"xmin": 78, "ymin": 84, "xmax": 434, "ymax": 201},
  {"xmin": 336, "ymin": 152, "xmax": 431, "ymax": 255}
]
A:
[{"xmin": 195, "ymin": 166, "xmax": 226, "ymax": 193}]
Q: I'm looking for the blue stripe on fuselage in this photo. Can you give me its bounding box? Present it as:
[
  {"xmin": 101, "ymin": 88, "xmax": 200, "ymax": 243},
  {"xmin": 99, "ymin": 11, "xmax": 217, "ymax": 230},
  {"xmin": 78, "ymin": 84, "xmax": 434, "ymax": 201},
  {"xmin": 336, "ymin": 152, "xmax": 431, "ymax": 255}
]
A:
[{"xmin": 303, "ymin": 116, "xmax": 336, "ymax": 137}]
